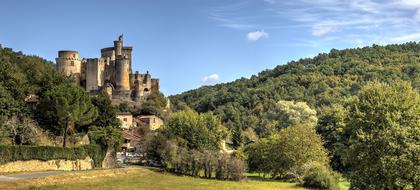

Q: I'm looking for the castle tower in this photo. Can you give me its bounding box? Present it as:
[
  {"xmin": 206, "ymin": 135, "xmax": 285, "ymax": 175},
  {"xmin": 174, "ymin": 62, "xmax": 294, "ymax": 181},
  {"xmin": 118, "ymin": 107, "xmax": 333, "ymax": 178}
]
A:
[
  {"xmin": 56, "ymin": 50, "xmax": 82, "ymax": 82},
  {"xmin": 115, "ymin": 56, "xmax": 130, "ymax": 91},
  {"xmin": 85, "ymin": 58, "xmax": 106, "ymax": 92},
  {"xmin": 114, "ymin": 35, "xmax": 123, "ymax": 56}
]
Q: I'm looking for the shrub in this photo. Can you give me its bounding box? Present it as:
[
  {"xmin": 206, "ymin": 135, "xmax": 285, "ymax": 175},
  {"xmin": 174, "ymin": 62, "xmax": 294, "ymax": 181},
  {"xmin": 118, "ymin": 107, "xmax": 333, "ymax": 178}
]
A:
[
  {"xmin": 227, "ymin": 156, "xmax": 247, "ymax": 181},
  {"xmin": 303, "ymin": 163, "xmax": 340, "ymax": 190}
]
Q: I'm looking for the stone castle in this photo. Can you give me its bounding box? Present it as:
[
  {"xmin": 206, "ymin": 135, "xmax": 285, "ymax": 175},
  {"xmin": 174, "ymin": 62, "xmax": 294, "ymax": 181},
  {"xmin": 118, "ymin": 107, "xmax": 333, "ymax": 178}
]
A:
[{"xmin": 56, "ymin": 35, "xmax": 160, "ymax": 102}]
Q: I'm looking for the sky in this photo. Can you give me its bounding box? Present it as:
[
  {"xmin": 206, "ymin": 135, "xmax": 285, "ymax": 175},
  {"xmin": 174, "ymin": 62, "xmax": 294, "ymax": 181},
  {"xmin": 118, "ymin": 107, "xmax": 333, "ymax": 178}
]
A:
[{"xmin": 1, "ymin": 0, "xmax": 419, "ymax": 95}]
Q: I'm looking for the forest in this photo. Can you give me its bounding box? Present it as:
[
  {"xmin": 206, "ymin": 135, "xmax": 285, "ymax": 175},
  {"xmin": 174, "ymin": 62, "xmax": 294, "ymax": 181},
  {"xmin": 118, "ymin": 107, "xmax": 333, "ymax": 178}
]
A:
[{"xmin": 170, "ymin": 43, "xmax": 420, "ymax": 189}]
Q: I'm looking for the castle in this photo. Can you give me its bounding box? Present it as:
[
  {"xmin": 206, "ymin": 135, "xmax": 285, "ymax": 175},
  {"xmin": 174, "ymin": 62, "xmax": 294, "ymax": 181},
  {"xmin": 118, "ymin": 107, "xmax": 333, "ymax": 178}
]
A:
[{"xmin": 55, "ymin": 35, "xmax": 160, "ymax": 102}]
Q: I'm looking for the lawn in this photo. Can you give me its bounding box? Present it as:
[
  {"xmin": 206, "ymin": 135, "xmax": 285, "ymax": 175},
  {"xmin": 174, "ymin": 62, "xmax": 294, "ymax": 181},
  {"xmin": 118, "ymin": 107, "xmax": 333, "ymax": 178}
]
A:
[{"xmin": 0, "ymin": 168, "xmax": 349, "ymax": 190}]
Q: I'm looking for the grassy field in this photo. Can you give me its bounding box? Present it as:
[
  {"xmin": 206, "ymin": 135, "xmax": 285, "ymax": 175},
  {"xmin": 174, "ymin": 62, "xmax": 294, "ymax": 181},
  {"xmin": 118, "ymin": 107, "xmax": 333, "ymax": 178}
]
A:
[{"xmin": 0, "ymin": 168, "xmax": 349, "ymax": 190}]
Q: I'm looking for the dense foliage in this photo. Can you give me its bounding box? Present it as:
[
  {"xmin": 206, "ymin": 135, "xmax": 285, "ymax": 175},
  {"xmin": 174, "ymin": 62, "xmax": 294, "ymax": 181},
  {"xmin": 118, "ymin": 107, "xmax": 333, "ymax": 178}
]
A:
[
  {"xmin": 139, "ymin": 109, "xmax": 245, "ymax": 181},
  {"xmin": 37, "ymin": 84, "xmax": 98, "ymax": 147},
  {"xmin": 0, "ymin": 46, "xmax": 119, "ymax": 166},
  {"xmin": 171, "ymin": 43, "xmax": 420, "ymax": 145},
  {"xmin": 0, "ymin": 144, "xmax": 104, "ymax": 167},
  {"xmin": 0, "ymin": 48, "xmax": 72, "ymax": 116},
  {"xmin": 345, "ymin": 81, "xmax": 420, "ymax": 190},
  {"xmin": 163, "ymin": 109, "xmax": 227, "ymax": 150},
  {"xmin": 246, "ymin": 124, "xmax": 337, "ymax": 186},
  {"xmin": 92, "ymin": 91, "xmax": 121, "ymax": 128}
]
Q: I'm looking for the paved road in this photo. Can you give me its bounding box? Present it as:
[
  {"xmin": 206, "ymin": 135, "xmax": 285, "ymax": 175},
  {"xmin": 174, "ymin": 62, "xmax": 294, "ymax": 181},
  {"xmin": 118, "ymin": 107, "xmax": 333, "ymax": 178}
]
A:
[{"xmin": 0, "ymin": 171, "xmax": 66, "ymax": 183}]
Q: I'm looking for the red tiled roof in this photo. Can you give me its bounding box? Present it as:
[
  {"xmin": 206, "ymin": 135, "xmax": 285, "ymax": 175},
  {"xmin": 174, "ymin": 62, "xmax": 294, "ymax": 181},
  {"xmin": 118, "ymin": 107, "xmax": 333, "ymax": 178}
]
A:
[{"xmin": 116, "ymin": 112, "xmax": 132, "ymax": 116}]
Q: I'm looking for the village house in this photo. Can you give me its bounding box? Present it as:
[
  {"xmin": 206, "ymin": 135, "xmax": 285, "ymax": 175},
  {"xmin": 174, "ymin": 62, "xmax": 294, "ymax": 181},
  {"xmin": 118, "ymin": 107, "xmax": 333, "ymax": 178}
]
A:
[
  {"xmin": 139, "ymin": 115, "xmax": 164, "ymax": 131},
  {"xmin": 116, "ymin": 112, "xmax": 133, "ymax": 129}
]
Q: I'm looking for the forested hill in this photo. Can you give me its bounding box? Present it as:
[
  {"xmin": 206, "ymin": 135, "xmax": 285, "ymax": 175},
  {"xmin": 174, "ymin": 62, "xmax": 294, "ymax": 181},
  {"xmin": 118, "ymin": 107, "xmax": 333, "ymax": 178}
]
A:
[
  {"xmin": 0, "ymin": 46, "xmax": 70, "ymax": 115},
  {"xmin": 170, "ymin": 43, "xmax": 420, "ymax": 144}
]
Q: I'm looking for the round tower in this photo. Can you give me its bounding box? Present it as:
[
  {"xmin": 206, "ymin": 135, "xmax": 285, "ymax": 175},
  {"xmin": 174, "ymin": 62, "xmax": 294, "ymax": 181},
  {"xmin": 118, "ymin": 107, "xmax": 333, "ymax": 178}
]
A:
[
  {"xmin": 114, "ymin": 35, "xmax": 123, "ymax": 56},
  {"xmin": 55, "ymin": 50, "xmax": 82, "ymax": 79},
  {"xmin": 115, "ymin": 56, "xmax": 130, "ymax": 91}
]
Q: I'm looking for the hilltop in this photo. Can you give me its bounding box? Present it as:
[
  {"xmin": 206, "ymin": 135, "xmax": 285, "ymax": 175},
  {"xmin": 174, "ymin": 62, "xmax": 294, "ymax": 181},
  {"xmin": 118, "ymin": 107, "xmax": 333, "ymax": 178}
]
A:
[{"xmin": 170, "ymin": 42, "xmax": 420, "ymax": 144}]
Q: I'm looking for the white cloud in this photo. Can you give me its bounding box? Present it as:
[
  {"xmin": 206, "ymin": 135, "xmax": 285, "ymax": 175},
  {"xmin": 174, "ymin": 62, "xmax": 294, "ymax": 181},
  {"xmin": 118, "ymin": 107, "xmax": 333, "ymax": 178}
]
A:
[
  {"xmin": 247, "ymin": 30, "xmax": 269, "ymax": 41},
  {"xmin": 201, "ymin": 74, "xmax": 221, "ymax": 85},
  {"xmin": 397, "ymin": 0, "xmax": 420, "ymax": 8},
  {"xmin": 415, "ymin": 9, "xmax": 420, "ymax": 21},
  {"xmin": 312, "ymin": 24, "xmax": 338, "ymax": 36},
  {"xmin": 208, "ymin": 0, "xmax": 420, "ymax": 45},
  {"xmin": 391, "ymin": 32, "xmax": 420, "ymax": 42}
]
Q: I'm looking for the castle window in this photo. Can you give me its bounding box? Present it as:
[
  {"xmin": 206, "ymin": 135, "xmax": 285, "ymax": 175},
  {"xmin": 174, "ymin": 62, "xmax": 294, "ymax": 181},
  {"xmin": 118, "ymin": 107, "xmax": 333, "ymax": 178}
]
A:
[
  {"xmin": 70, "ymin": 61, "xmax": 74, "ymax": 66},
  {"xmin": 73, "ymin": 54, "xmax": 75, "ymax": 58},
  {"xmin": 123, "ymin": 118, "xmax": 127, "ymax": 122}
]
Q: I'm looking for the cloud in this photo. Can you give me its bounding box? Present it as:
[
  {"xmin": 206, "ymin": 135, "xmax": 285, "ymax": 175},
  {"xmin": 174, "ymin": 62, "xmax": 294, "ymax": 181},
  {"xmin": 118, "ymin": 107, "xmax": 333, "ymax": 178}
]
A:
[
  {"xmin": 312, "ymin": 24, "xmax": 338, "ymax": 36},
  {"xmin": 201, "ymin": 74, "xmax": 221, "ymax": 85},
  {"xmin": 391, "ymin": 32, "xmax": 420, "ymax": 42},
  {"xmin": 207, "ymin": 0, "xmax": 420, "ymax": 45},
  {"xmin": 247, "ymin": 30, "xmax": 269, "ymax": 41}
]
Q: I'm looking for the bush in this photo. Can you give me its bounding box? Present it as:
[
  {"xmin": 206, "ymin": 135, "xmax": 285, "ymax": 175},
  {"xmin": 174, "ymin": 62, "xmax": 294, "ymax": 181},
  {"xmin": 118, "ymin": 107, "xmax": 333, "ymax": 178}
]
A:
[
  {"xmin": 0, "ymin": 145, "xmax": 105, "ymax": 168},
  {"xmin": 303, "ymin": 163, "xmax": 340, "ymax": 190}
]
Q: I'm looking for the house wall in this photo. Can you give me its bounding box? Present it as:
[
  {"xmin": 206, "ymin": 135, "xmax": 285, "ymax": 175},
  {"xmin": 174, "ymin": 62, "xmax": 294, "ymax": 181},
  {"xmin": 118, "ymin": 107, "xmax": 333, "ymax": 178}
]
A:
[{"xmin": 117, "ymin": 115, "xmax": 133, "ymax": 129}]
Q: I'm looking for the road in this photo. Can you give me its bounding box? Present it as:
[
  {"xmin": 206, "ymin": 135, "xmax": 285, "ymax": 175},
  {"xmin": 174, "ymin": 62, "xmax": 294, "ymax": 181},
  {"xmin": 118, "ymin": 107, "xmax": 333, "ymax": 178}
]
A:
[{"xmin": 0, "ymin": 171, "xmax": 66, "ymax": 183}]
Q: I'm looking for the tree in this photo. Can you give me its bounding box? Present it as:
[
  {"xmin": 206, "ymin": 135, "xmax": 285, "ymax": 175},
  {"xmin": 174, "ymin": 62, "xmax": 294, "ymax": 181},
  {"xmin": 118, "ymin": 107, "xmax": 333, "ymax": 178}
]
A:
[
  {"xmin": 246, "ymin": 124, "xmax": 333, "ymax": 184},
  {"xmin": 92, "ymin": 91, "xmax": 120, "ymax": 128},
  {"xmin": 0, "ymin": 86, "xmax": 19, "ymax": 117},
  {"xmin": 316, "ymin": 103, "xmax": 349, "ymax": 171},
  {"xmin": 38, "ymin": 84, "xmax": 98, "ymax": 147},
  {"xmin": 271, "ymin": 125, "xmax": 330, "ymax": 181},
  {"xmin": 163, "ymin": 109, "xmax": 227, "ymax": 151},
  {"xmin": 271, "ymin": 100, "xmax": 318, "ymax": 129},
  {"xmin": 88, "ymin": 125, "xmax": 122, "ymax": 149},
  {"xmin": 346, "ymin": 81, "xmax": 420, "ymax": 190}
]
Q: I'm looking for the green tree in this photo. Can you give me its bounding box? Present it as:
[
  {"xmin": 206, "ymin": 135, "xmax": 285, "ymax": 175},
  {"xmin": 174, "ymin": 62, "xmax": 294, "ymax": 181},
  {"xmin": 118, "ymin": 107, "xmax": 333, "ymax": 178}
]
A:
[
  {"xmin": 246, "ymin": 124, "xmax": 333, "ymax": 184},
  {"xmin": 163, "ymin": 109, "xmax": 227, "ymax": 150},
  {"xmin": 38, "ymin": 84, "xmax": 98, "ymax": 147},
  {"xmin": 92, "ymin": 91, "xmax": 120, "ymax": 128},
  {"xmin": 316, "ymin": 103, "xmax": 349, "ymax": 171},
  {"xmin": 271, "ymin": 100, "xmax": 318, "ymax": 129},
  {"xmin": 0, "ymin": 86, "xmax": 19, "ymax": 117},
  {"xmin": 88, "ymin": 125, "xmax": 122, "ymax": 149},
  {"xmin": 270, "ymin": 125, "xmax": 330, "ymax": 181},
  {"xmin": 346, "ymin": 81, "xmax": 420, "ymax": 190}
]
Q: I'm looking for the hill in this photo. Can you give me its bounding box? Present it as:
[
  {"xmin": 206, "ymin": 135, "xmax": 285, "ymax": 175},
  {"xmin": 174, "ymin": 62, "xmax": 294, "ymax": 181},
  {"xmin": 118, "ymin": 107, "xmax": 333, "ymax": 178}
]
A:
[
  {"xmin": 0, "ymin": 47, "xmax": 71, "ymax": 115},
  {"xmin": 170, "ymin": 43, "xmax": 420, "ymax": 145}
]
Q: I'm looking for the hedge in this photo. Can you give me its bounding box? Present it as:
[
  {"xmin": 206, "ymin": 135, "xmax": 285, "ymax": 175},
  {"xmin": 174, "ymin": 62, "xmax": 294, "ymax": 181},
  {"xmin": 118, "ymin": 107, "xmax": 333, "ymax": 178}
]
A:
[{"xmin": 0, "ymin": 144, "xmax": 106, "ymax": 168}]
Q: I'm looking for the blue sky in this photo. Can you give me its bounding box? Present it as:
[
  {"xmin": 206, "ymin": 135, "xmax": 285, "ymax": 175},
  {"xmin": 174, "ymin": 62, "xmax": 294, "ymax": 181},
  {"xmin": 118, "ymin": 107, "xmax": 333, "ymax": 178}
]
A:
[{"xmin": 1, "ymin": 0, "xmax": 419, "ymax": 95}]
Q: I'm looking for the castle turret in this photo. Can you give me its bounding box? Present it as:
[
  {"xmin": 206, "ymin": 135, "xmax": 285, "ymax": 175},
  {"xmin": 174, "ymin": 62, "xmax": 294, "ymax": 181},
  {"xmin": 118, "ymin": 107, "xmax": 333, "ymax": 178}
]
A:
[
  {"xmin": 115, "ymin": 56, "xmax": 130, "ymax": 91},
  {"xmin": 114, "ymin": 34, "xmax": 123, "ymax": 57},
  {"xmin": 56, "ymin": 50, "xmax": 82, "ymax": 82}
]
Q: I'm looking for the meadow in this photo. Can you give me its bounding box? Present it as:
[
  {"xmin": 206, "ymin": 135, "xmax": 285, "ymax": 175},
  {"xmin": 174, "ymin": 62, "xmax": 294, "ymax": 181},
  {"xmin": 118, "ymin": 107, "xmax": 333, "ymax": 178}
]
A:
[{"xmin": 0, "ymin": 168, "xmax": 349, "ymax": 190}]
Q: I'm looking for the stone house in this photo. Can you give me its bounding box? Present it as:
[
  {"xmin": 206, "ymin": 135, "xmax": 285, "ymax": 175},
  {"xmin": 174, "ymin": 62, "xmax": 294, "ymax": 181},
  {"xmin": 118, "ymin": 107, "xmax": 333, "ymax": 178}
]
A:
[{"xmin": 116, "ymin": 112, "xmax": 133, "ymax": 129}]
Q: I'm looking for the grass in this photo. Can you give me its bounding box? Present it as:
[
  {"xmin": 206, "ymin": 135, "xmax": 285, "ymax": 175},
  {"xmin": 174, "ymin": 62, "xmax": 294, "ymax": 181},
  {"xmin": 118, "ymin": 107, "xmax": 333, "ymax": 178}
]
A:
[{"xmin": 0, "ymin": 168, "xmax": 349, "ymax": 190}]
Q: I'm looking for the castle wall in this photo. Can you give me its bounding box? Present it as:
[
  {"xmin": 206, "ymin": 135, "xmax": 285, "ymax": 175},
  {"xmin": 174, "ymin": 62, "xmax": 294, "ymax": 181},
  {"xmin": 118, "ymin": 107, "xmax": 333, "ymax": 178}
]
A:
[{"xmin": 86, "ymin": 58, "xmax": 105, "ymax": 92}]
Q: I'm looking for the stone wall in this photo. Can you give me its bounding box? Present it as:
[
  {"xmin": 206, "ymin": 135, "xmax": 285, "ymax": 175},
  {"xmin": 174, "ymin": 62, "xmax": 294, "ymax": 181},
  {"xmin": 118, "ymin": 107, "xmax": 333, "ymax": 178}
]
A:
[{"xmin": 0, "ymin": 157, "xmax": 93, "ymax": 173}]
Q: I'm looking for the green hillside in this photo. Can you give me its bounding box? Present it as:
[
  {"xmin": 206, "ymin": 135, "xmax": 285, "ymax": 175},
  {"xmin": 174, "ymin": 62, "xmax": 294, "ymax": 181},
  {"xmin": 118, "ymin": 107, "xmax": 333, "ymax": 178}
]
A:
[
  {"xmin": 170, "ymin": 43, "xmax": 420, "ymax": 144},
  {"xmin": 0, "ymin": 47, "xmax": 71, "ymax": 115}
]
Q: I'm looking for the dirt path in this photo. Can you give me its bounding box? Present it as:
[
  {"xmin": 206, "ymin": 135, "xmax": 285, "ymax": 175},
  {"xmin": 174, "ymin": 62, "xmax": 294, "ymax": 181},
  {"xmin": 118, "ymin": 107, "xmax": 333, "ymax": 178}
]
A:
[{"xmin": 0, "ymin": 171, "xmax": 66, "ymax": 183}]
